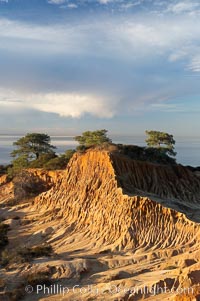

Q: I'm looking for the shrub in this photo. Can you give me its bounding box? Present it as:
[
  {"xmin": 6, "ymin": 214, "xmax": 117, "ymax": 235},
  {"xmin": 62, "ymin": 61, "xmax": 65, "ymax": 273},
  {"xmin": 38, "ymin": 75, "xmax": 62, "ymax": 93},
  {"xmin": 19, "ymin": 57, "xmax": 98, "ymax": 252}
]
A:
[
  {"xmin": 16, "ymin": 244, "xmax": 53, "ymax": 263},
  {"xmin": 29, "ymin": 153, "xmax": 56, "ymax": 168},
  {"xmin": 1, "ymin": 244, "xmax": 53, "ymax": 267},
  {"xmin": 75, "ymin": 129, "xmax": 112, "ymax": 148},
  {"xmin": 13, "ymin": 170, "xmax": 49, "ymax": 200},
  {"xmin": 44, "ymin": 155, "xmax": 68, "ymax": 170},
  {"xmin": 5, "ymin": 286, "xmax": 25, "ymax": 301},
  {"xmin": 163, "ymin": 265, "xmax": 177, "ymax": 270},
  {"xmin": 20, "ymin": 244, "xmax": 53, "ymax": 258},
  {"xmin": 116, "ymin": 144, "xmax": 176, "ymax": 165},
  {"xmin": 76, "ymin": 145, "xmax": 87, "ymax": 152},
  {"xmin": 7, "ymin": 156, "xmax": 29, "ymax": 179},
  {"xmin": 44, "ymin": 149, "xmax": 75, "ymax": 170},
  {"xmin": 12, "ymin": 216, "xmax": 20, "ymax": 220},
  {"xmin": 0, "ymin": 198, "xmax": 19, "ymax": 208},
  {"xmin": 26, "ymin": 270, "xmax": 51, "ymax": 286},
  {"xmin": 145, "ymin": 147, "xmax": 176, "ymax": 164},
  {"xmin": 0, "ymin": 164, "xmax": 10, "ymax": 175},
  {"xmin": 0, "ymin": 223, "xmax": 9, "ymax": 249},
  {"xmin": 1, "ymin": 249, "xmax": 11, "ymax": 266},
  {"xmin": 11, "ymin": 133, "xmax": 56, "ymax": 162},
  {"xmin": 145, "ymin": 130, "xmax": 176, "ymax": 157}
]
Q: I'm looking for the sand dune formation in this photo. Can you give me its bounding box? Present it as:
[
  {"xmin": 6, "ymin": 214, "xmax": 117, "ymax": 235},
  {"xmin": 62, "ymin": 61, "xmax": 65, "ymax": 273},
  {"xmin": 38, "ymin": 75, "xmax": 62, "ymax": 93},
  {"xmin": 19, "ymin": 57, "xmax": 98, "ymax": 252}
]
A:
[{"xmin": 0, "ymin": 149, "xmax": 200, "ymax": 300}]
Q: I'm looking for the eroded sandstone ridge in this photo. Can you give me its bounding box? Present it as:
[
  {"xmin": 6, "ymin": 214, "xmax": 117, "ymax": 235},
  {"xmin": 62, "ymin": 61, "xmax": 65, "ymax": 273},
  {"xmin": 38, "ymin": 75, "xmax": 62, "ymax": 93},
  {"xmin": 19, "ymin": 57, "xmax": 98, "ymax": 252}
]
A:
[
  {"xmin": 34, "ymin": 150, "xmax": 200, "ymax": 251},
  {"xmin": 0, "ymin": 150, "xmax": 200, "ymax": 301}
]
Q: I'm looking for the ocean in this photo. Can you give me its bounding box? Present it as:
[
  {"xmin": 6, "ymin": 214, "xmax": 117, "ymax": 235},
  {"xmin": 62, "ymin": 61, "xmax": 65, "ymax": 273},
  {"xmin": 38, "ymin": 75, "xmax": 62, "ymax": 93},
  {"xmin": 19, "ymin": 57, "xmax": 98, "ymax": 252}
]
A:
[{"xmin": 0, "ymin": 135, "xmax": 199, "ymax": 167}]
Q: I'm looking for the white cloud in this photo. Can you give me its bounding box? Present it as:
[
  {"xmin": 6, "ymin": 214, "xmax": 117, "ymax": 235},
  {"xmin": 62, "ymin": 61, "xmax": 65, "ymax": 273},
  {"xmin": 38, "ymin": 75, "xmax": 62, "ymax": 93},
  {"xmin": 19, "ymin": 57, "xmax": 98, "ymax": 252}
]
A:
[
  {"xmin": 168, "ymin": 50, "xmax": 187, "ymax": 62},
  {"xmin": 150, "ymin": 100, "xmax": 200, "ymax": 113},
  {"xmin": 167, "ymin": 1, "xmax": 200, "ymax": 14},
  {"xmin": 0, "ymin": 18, "xmax": 88, "ymax": 55},
  {"xmin": 31, "ymin": 93, "xmax": 115, "ymax": 118},
  {"xmin": 66, "ymin": 3, "xmax": 78, "ymax": 8},
  {"xmin": 0, "ymin": 18, "xmax": 58, "ymax": 41},
  {"xmin": 188, "ymin": 55, "xmax": 200, "ymax": 72},
  {"xmin": 1, "ymin": 15, "xmax": 200, "ymax": 61},
  {"xmin": 0, "ymin": 89, "xmax": 116, "ymax": 118},
  {"xmin": 1, "ymin": 12, "xmax": 200, "ymax": 121},
  {"xmin": 150, "ymin": 103, "xmax": 181, "ymax": 112},
  {"xmin": 48, "ymin": 0, "xmax": 66, "ymax": 4},
  {"xmin": 98, "ymin": 0, "xmax": 113, "ymax": 4},
  {"xmin": 119, "ymin": 0, "xmax": 144, "ymax": 10},
  {"xmin": 120, "ymin": 3, "xmax": 137, "ymax": 10}
]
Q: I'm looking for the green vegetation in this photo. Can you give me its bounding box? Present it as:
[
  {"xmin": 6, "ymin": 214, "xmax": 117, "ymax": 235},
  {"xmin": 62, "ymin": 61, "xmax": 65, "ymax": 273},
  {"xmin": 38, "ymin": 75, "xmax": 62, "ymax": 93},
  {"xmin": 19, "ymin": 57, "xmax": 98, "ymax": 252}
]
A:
[
  {"xmin": 4, "ymin": 268, "xmax": 52, "ymax": 301},
  {"xmin": 117, "ymin": 144, "xmax": 176, "ymax": 164},
  {"xmin": 115, "ymin": 129, "xmax": 176, "ymax": 164},
  {"xmin": 18, "ymin": 244, "xmax": 53, "ymax": 259},
  {"xmin": 1, "ymin": 244, "xmax": 53, "ymax": 266},
  {"xmin": 7, "ymin": 156, "xmax": 29, "ymax": 178},
  {"xmin": 12, "ymin": 170, "xmax": 50, "ymax": 200},
  {"xmin": 0, "ymin": 222, "xmax": 10, "ymax": 275},
  {"xmin": 4, "ymin": 129, "xmax": 177, "ymax": 178},
  {"xmin": 0, "ymin": 164, "xmax": 10, "ymax": 175},
  {"xmin": 75, "ymin": 129, "xmax": 112, "ymax": 149},
  {"xmin": 26, "ymin": 270, "xmax": 52, "ymax": 286},
  {"xmin": 163, "ymin": 265, "xmax": 177, "ymax": 270},
  {"xmin": 5, "ymin": 286, "xmax": 25, "ymax": 301},
  {"xmin": 8, "ymin": 133, "xmax": 75, "ymax": 177},
  {"xmin": 28, "ymin": 149, "xmax": 75, "ymax": 170},
  {"xmin": 43, "ymin": 149, "xmax": 75, "ymax": 170},
  {"xmin": 29, "ymin": 153, "xmax": 56, "ymax": 168},
  {"xmin": 0, "ymin": 223, "xmax": 9, "ymax": 249},
  {"xmin": 11, "ymin": 133, "xmax": 56, "ymax": 160},
  {"xmin": 8, "ymin": 133, "xmax": 56, "ymax": 176},
  {"xmin": 1, "ymin": 250, "xmax": 53, "ymax": 301},
  {"xmin": 74, "ymin": 129, "xmax": 176, "ymax": 164},
  {"xmin": 145, "ymin": 130, "xmax": 176, "ymax": 157}
]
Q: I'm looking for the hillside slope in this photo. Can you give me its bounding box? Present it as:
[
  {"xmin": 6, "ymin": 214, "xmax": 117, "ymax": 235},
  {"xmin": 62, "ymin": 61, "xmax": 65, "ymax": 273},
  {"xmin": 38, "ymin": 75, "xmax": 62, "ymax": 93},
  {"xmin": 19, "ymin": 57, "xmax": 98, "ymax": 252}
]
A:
[
  {"xmin": 34, "ymin": 150, "xmax": 200, "ymax": 251},
  {"xmin": 0, "ymin": 150, "xmax": 200, "ymax": 301}
]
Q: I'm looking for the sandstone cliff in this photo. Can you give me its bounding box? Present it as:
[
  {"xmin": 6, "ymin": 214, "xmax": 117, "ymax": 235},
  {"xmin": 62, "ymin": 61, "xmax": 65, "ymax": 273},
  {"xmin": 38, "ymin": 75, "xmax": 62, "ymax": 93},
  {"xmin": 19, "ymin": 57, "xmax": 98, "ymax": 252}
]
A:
[
  {"xmin": 0, "ymin": 150, "xmax": 200, "ymax": 301},
  {"xmin": 34, "ymin": 150, "xmax": 200, "ymax": 252}
]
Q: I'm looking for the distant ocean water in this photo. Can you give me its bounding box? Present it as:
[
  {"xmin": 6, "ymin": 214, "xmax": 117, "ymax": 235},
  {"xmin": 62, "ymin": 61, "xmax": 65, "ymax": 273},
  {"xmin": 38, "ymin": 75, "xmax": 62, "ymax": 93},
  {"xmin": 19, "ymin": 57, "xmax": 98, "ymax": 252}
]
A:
[{"xmin": 0, "ymin": 135, "xmax": 199, "ymax": 167}]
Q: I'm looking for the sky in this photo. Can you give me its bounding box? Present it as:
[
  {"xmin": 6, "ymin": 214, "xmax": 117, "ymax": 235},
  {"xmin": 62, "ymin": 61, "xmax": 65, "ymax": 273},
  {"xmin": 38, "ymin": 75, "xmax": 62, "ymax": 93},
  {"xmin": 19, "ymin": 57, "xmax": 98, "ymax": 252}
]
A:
[{"xmin": 0, "ymin": 0, "xmax": 200, "ymax": 137}]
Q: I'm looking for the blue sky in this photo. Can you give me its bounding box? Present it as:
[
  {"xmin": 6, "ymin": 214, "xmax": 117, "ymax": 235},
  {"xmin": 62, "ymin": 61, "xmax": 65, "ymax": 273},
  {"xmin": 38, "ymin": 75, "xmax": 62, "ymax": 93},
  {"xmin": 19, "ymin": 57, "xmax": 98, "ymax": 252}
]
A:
[{"xmin": 0, "ymin": 0, "xmax": 200, "ymax": 136}]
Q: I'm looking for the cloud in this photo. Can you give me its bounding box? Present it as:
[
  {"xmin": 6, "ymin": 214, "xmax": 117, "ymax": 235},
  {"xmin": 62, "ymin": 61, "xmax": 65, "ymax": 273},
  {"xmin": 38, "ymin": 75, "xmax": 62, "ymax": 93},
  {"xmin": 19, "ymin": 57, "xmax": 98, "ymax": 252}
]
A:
[
  {"xmin": 150, "ymin": 103, "xmax": 182, "ymax": 112},
  {"xmin": 31, "ymin": 92, "xmax": 115, "ymax": 118},
  {"xmin": 1, "ymin": 11, "xmax": 200, "ymax": 121},
  {"xmin": 168, "ymin": 50, "xmax": 187, "ymax": 62},
  {"xmin": 188, "ymin": 55, "xmax": 200, "ymax": 72},
  {"xmin": 0, "ymin": 18, "xmax": 58, "ymax": 42},
  {"xmin": 0, "ymin": 88, "xmax": 116, "ymax": 118},
  {"xmin": 120, "ymin": 2, "xmax": 140, "ymax": 10},
  {"xmin": 150, "ymin": 99, "xmax": 200, "ymax": 114},
  {"xmin": 66, "ymin": 3, "xmax": 78, "ymax": 8},
  {"xmin": 48, "ymin": 0, "xmax": 66, "ymax": 4},
  {"xmin": 166, "ymin": 1, "xmax": 200, "ymax": 14},
  {"xmin": 1, "ymin": 15, "xmax": 200, "ymax": 62},
  {"xmin": 47, "ymin": 0, "xmax": 115, "ymax": 5},
  {"xmin": 0, "ymin": 17, "xmax": 89, "ymax": 55},
  {"xmin": 98, "ymin": 0, "xmax": 113, "ymax": 4}
]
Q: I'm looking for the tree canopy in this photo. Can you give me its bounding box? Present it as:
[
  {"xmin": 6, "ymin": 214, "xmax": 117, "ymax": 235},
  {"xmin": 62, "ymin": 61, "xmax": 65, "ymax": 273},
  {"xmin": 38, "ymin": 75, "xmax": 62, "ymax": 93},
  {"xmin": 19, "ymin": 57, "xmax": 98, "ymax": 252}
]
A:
[
  {"xmin": 145, "ymin": 130, "xmax": 176, "ymax": 157},
  {"xmin": 74, "ymin": 129, "xmax": 112, "ymax": 148},
  {"xmin": 11, "ymin": 133, "xmax": 56, "ymax": 160},
  {"xmin": 8, "ymin": 134, "xmax": 76, "ymax": 177}
]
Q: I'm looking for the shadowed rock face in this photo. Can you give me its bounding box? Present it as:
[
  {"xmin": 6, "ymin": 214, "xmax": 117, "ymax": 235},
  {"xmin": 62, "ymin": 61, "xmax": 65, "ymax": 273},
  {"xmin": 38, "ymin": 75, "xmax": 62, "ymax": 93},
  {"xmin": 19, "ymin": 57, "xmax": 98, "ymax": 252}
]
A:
[
  {"xmin": 110, "ymin": 153, "xmax": 200, "ymax": 222},
  {"xmin": 34, "ymin": 150, "xmax": 200, "ymax": 252}
]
